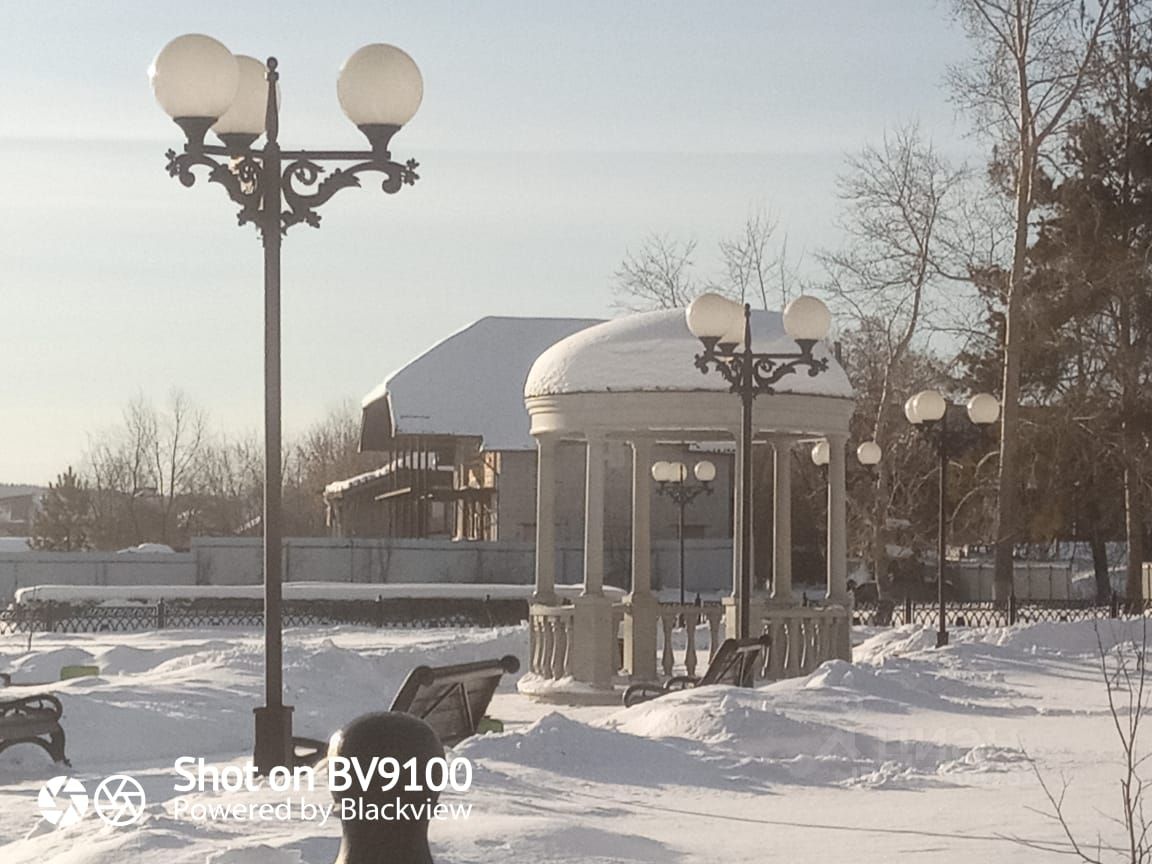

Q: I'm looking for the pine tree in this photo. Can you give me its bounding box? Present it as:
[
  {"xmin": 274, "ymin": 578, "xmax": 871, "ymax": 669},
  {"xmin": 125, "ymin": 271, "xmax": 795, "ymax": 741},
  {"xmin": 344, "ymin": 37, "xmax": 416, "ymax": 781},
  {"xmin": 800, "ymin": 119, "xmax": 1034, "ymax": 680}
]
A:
[{"xmin": 31, "ymin": 467, "xmax": 94, "ymax": 551}]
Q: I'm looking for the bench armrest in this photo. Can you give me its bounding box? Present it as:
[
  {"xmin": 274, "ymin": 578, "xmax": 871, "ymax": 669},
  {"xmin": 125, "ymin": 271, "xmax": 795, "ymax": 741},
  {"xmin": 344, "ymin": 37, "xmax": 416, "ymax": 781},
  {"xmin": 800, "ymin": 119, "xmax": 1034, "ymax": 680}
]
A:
[{"xmin": 622, "ymin": 683, "xmax": 666, "ymax": 708}]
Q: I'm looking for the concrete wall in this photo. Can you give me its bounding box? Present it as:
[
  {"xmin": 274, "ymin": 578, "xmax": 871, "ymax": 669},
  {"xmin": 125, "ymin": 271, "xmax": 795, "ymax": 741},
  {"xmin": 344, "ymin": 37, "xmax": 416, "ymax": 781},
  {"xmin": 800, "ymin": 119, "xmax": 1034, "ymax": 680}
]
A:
[
  {"xmin": 0, "ymin": 536, "xmax": 738, "ymax": 602},
  {"xmin": 952, "ymin": 561, "xmax": 1074, "ymax": 600},
  {"xmin": 0, "ymin": 551, "xmax": 196, "ymax": 603}
]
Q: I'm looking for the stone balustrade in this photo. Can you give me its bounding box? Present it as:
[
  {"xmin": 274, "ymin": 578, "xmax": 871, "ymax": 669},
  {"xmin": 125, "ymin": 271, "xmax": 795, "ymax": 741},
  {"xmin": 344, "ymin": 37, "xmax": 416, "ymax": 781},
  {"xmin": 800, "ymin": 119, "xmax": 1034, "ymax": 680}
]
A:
[
  {"xmin": 760, "ymin": 604, "xmax": 850, "ymax": 680},
  {"xmin": 656, "ymin": 603, "xmax": 725, "ymax": 678},
  {"xmin": 525, "ymin": 597, "xmax": 851, "ymax": 697},
  {"xmin": 528, "ymin": 603, "xmax": 576, "ymax": 680}
]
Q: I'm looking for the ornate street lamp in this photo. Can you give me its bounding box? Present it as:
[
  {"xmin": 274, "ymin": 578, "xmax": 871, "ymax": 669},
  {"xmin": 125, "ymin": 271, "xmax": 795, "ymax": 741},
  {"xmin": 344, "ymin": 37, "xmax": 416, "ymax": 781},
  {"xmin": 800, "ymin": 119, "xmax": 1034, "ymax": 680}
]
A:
[
  {"xmin": 686, "ymin": 293, "xmax": 832, "ymax": 639},
  {"xmin": 652, "ymin": 459, "xmax": 715, "ymax": 607},
  {"xmin": 811, "ymin": 439, "xmax": 882, "ymax": 469},
  {"xmin": 905, "ymin": 390, "xmax": 999, "ymax": 648},
  {"xmin": 150, "ymin": 33, "xmax": 423, "ymax": 772}
]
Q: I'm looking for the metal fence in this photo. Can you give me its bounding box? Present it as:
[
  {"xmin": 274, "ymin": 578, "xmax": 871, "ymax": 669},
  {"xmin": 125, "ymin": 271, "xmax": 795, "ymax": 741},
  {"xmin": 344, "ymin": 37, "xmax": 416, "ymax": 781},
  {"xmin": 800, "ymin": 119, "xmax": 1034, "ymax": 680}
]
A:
[
  {"xmin": 0, "ymin": 596, "xmax": 530, "ymax": 636},
  {"xmin": 852, "ymin": 595, "xmax": 1150, "ymax": 629}
]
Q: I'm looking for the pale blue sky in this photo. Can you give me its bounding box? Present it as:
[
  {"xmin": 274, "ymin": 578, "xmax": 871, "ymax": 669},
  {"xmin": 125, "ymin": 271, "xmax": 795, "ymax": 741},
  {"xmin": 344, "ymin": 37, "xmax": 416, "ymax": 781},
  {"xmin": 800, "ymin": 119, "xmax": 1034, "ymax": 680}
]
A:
[{"xmin": 1, "ymin": 1, "xmax": 975, "ymax": 484}]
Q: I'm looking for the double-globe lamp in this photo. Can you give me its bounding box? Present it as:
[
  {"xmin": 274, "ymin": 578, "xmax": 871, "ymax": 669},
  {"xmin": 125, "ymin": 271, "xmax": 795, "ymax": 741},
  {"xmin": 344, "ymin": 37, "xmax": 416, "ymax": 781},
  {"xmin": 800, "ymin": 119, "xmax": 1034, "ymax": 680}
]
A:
[
  {"xmin": 904, "ymin": 389, "xmax": 999, "ymax": 648},
  {"xmin": 150, "ymin": 34, "xmax": 422, "ymax": 152},
  {"xmin": 651, "ymin": 460, "xmax": 717, "ymax": 485},
  {"xmin": 811, "ymin": 439, "xmax": 882, "ymax": 468},
  {"xmin": 686, "ymin": 293, "xmax": 831, "ymax": 348}
]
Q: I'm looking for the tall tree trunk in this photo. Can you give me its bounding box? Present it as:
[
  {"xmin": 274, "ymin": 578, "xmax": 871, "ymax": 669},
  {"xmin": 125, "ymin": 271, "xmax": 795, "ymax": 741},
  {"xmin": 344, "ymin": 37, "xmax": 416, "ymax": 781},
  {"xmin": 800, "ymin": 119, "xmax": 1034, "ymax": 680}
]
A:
[
  {"xmin": 1123, "ymin": 425, "xmax": 1145, "ymax": 603},
  {"xmin": 1090, "ymin": 528, "xmax": 1111, "ymax": 602},
  {"xmin": 993, "ymin": 143, "xmax": 1034, "ymax": 603}
]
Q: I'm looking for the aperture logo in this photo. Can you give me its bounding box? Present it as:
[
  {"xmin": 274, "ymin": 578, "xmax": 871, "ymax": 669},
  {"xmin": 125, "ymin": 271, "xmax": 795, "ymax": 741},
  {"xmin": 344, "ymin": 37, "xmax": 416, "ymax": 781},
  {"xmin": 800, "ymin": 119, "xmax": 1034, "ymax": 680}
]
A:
[
  {"xmin": 37, "ymin": 774, "xmax": 146, "ymax": 828},
  {"xmin": 93, "ymin": 775, "xmax": 147, "ymax": 826},
  {"xmin": 37, "ymin": 776, "xmax": 89, "ymax": 827}
]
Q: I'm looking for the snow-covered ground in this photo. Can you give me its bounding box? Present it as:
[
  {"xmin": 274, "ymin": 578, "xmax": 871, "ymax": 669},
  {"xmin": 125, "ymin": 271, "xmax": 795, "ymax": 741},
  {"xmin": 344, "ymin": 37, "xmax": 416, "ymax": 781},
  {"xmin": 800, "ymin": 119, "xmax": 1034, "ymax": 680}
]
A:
[{"xmin": 1, "ymin": 619, "xmax": 1149, "ymax": 862}]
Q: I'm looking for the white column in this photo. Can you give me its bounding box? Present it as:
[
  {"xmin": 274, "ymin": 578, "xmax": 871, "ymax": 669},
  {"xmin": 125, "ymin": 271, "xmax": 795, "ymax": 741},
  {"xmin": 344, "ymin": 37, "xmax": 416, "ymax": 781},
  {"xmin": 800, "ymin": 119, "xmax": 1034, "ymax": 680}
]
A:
[
  {"xmin": 624, "ymin": 438, "xmax": 657, "ymax": 680},
  {"xmin": 771, "ymin": 437, "xmax": 794, "ymax": 606},
  {"xmin": 573, "ymin": 433, "xmax": 614, "ymax": 687},
  {"xmin": 826, "ymin": 433, "xmax": 849, "ymax": 604},
  {"xmin": 533, "ymin": 435, "xmax": 557, "ymax": 603},
  {"xmin": 583, "ymin": 434, "xmax": 606, "ymax": 596},
  {"xmin": 630, "ymin": 439, "xmax": 652, "ymax": 596}
]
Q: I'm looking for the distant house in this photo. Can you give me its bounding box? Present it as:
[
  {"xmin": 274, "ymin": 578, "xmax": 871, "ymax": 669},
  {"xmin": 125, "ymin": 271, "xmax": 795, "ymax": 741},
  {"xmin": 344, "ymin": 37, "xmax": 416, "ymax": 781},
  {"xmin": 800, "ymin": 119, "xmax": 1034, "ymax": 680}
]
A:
[
  {"xmin": 0, "ymin": 487, "xmax": 43, "ymax": 537},
  {"xmin": 324, "ymin": 316, "xmax": 734, "ymax": 548}
]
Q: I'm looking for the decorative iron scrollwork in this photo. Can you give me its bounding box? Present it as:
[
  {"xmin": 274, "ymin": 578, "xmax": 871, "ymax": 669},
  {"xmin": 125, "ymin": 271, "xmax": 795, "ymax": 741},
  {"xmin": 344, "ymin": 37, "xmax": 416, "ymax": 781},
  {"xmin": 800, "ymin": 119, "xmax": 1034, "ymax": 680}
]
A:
[
  {"xmin": 164, "ymin": 149, "xmax": 263, "ymax": 228},
  {"xmin": 280, "ymin": 157, "xmax": 421, "ymax": 231},
  {"xmin": 165, "ymin": 146, "xmax": 420, "ymax": 237},
  {"xmin": 694, "ymin": 346, "xmax": 828, "ymax": 396}
]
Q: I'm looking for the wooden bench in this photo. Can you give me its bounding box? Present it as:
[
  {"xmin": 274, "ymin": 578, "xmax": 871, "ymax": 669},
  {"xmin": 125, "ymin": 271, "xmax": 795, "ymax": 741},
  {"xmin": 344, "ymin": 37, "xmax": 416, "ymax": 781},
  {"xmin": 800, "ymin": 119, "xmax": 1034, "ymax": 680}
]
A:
[
  {"xmin": 622, "ymin": 635, "xmax": 770, "ymax": 708},
  {"xmin": 0, "ymin": 692, "xmax": 69, "ymax": 765},
  {"xmin": 294, "ymin": 654, "xmax": 521, "ymax": 764}
]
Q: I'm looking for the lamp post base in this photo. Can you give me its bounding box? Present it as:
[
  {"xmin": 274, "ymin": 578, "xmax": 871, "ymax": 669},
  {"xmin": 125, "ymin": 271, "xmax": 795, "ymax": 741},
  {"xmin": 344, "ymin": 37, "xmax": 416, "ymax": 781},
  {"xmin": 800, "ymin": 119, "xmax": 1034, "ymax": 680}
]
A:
[
  {"xmin": 936, "ymin": 630, "xmax": 949, "ymax": 648},
  {"xmin": 254, "ymin": 704, "xmax": 295, "ymax": 773}
]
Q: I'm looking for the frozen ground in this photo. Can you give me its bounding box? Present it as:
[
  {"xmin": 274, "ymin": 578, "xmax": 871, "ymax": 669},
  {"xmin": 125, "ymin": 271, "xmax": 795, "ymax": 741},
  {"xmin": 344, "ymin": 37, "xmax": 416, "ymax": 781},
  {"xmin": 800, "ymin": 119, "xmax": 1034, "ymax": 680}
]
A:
[{"xmin": 1, "ymin": 618, "xmax": 1149, "ymax": 862}]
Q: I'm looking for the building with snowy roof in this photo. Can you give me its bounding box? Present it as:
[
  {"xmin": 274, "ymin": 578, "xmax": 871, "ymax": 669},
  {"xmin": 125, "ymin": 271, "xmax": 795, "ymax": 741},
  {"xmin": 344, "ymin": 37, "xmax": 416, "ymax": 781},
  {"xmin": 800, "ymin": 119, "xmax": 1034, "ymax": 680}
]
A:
[{"xmin": 325, "ymin": 317, "xmax": 735, "ymax": 576}]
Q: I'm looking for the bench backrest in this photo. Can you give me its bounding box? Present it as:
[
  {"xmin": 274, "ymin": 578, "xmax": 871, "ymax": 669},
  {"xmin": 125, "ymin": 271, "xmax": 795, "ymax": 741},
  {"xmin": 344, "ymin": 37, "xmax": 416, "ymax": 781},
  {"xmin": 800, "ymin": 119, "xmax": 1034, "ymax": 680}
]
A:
[
  {"xmin": 697, "ymin": 636, "xmax": 770, "ymax": 688},
  {"xmin": 390, "ymin": 655, "xmax": 520, "ymax": 747}
]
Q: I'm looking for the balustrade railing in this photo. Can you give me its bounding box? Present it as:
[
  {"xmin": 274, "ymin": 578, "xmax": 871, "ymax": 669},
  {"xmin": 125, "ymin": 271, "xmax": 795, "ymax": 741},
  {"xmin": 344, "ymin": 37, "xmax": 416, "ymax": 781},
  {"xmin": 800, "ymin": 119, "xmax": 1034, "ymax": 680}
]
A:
[
  {"xmin": 528, "ymin": 603, "xmax": 576, "ymax": 680},
  {"xmin": 656, "ymin": 603, "xmax": 725, "ymax": 678},
  {"xmin": 761, "ymin": 605, "xmax": 850, "ymax": 680}
]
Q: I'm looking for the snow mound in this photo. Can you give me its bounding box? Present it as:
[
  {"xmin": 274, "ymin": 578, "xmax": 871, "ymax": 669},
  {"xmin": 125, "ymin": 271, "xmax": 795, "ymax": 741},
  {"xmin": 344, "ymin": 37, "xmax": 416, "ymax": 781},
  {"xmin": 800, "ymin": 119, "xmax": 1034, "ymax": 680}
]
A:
[
  {"xmin": 938, "ymin": 745, "xmax": 1030, "ymax": 774},
  {"xmin": 459, "ymin": 712, "xmax": 761, "ymax": 790},
  {"xmin": 801, "ymin": 658, "xmax": 1015, "ymax": 711}
]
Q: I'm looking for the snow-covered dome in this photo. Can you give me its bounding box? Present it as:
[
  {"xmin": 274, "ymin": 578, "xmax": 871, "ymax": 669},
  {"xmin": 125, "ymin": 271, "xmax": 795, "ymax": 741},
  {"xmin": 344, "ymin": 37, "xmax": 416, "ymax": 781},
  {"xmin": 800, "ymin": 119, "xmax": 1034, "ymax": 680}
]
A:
[{"xmin": 525, "ymin": 308, "xmax": 853, "ymax": 398}]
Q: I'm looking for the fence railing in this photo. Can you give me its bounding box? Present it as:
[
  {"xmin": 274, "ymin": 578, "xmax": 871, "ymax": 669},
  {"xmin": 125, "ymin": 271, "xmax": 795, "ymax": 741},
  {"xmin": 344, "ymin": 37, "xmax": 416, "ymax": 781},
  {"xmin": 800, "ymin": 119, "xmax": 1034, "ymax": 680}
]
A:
[
  {"xmin": 0, "ymin": 595, "xmax": 529, "ymax": 636},
  {"xmin": 656, "ymin": 603, "xmax": 725, "ymax": 678},
  {"xmin": 528, "ymin": 603, "xmax": 576, "ymax": 679},
  {"xmin": 762, "ymin": 605, "xmax": 851, "ymax": 679},
  {"xmin": 852, "ymin": 595, "xmax": 1150, "ymax": 629}
]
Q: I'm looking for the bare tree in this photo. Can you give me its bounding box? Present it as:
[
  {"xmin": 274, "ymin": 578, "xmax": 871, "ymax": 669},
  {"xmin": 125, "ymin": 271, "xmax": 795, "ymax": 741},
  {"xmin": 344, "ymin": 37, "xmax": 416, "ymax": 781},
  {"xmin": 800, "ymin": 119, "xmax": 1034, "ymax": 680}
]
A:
[
  {"xmin": 83, "ymin": 391, "xmax": 207, "ymax": 548},
  {"xmin": 820, "ymin": 124, "xmax": 969, "ymax": 591},
  {"xmin": 949, "ymin": 0, "xmax": 1117, "ymax": 601},
  {"xmin": 611, "ymin": 234, "xmax": 699, "ymax": 312},
  {"xmin": 151, "ymin": 391, "xmax": 206, "ymax": 545},
  {"xmin": 717, "ymin": 209, "xmax": 799, "ymax": 310}
]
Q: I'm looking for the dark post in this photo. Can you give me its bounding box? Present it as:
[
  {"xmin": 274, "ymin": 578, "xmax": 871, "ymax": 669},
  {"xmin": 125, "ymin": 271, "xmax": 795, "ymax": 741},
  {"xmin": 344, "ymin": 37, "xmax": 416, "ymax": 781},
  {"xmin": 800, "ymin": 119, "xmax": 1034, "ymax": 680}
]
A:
[
  {"xmin": 1008, "ymin": 592, "xmax": 1017, "ymax": 626},
  {"xmin": 156, "ymin": 597, "xmax": 167, "ymax": 630},
  {"xmin": 738, "ymin": 304, "xmax": 755, "ymax": 640},
  {"xmin": 936, "ymin": 429, "xmax": 949, "ymax": 648},
  {"xmin": 253, "ymin": 57, "xmax": 293, "ymax": 774},
  {"xmin": 903, "ymin": 593, "xmax": 913, "ymax": 627}
]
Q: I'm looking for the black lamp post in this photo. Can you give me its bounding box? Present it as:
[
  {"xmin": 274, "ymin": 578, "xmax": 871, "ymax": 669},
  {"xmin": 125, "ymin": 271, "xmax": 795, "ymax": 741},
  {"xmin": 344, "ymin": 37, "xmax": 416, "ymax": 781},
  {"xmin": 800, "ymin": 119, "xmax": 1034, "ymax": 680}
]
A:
[
  {"xmin": 904, "ymin": 390, "xmax": 1000, "ymax": 648},
  {"xmin": 150, "ymin": 34, "xmax": 423, "ymax": 772},
  {"xmin": 686, "ymin": 293, "xmax": 833, "ymax": 639},
  {"xmin": 652, "ymin": 459, "xmax": 715, "ymax": 606}
]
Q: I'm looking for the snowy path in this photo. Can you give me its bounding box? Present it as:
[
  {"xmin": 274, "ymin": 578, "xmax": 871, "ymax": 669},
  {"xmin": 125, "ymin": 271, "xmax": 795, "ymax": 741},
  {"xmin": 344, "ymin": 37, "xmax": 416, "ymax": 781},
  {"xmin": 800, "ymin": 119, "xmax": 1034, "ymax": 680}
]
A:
[{"xmin": 0, "ymin": 620, "xmax": 1144, "ymax": 862}]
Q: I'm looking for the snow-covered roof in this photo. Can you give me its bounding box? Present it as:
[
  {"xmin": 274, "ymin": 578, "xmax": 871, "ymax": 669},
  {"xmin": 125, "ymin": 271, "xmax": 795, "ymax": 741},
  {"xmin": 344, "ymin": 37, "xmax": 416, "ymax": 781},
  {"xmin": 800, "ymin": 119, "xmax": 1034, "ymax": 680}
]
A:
[
  {"xmin": 525, "ymin": 308, "xmax": 854, "ymax": 398},
  {"xmin": 361, "ymin": 316, "xmax": 602, "ymax": 452},
  {"xmin": 324, "ymin": 452, "xmax": 454, "ymax": 497}
]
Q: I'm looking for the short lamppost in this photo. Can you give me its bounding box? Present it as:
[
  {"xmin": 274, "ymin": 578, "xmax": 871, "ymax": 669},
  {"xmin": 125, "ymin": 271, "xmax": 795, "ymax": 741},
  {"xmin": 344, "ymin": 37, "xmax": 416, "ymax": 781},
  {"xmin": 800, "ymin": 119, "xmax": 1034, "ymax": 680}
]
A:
[
  {"xmin": 149, "ymin": 33, "xmax": 424, "ymax": 772},
  {"xmin": 685, "ymin": 293, "xmax": 833, "ymax": 639},
  {"xmin": 813, "ymin": 439, "xmax": 882, "ymax": 598},
  {"xmin": 652, "ymin": 459, "xmax": 716, "ymax": 607},
  {"xmin": 904, "ymin": 390, "xmax": 1000, "ymax": 648}
]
